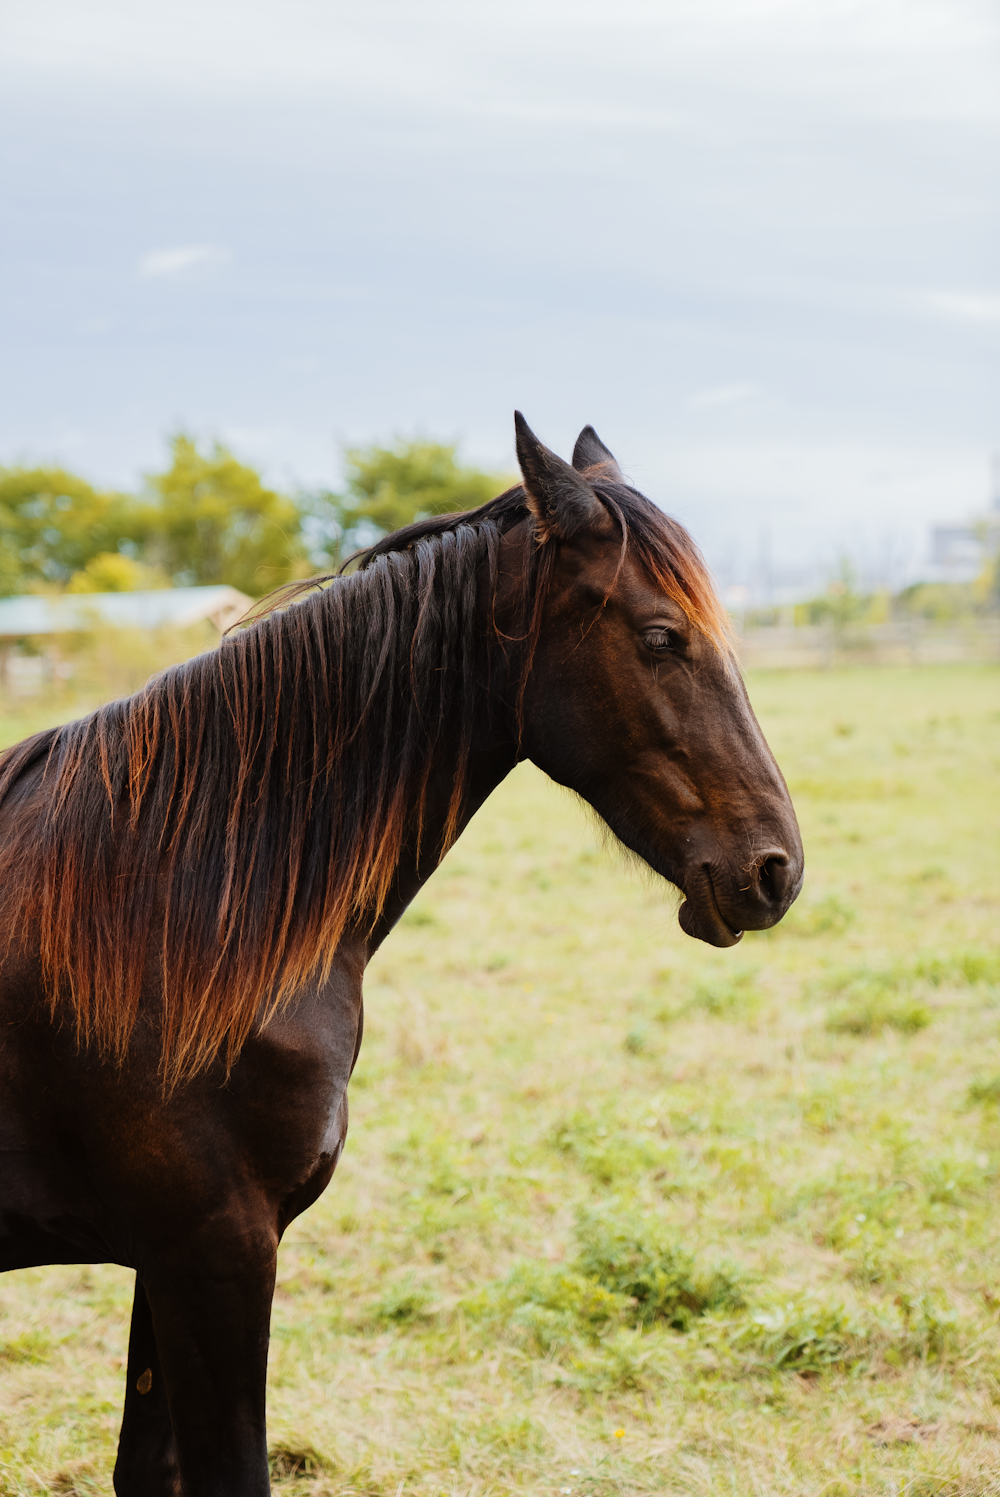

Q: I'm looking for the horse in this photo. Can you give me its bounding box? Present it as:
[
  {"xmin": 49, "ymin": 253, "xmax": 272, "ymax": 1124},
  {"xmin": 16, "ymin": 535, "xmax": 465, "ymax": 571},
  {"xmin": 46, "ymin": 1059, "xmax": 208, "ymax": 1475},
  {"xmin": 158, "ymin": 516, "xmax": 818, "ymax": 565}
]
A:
[{"xmin": 0, "ymin": 414, "xmax": 802, "ymax": 1495}]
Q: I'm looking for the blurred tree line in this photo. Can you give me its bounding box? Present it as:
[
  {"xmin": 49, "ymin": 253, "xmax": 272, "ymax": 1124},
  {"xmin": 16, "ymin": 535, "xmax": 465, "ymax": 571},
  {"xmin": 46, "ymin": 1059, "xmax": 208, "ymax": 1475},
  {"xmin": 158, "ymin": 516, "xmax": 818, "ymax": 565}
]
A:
[
  {"xmin": 0, "ymin": 435, "xmax": 513, "ymax": 599},
  {"xmin": 3, "ymin": 437, "xmax": 995, "ymax": 616},
  {"xmin": 744, "ymin": 556, "xmax": 999, "ymax": 630}
]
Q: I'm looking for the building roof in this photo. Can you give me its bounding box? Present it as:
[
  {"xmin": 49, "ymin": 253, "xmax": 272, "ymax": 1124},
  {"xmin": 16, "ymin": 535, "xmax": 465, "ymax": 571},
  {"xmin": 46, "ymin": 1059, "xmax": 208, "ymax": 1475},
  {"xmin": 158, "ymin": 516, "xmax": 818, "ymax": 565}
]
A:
[{"xmin": 0, "ymin": 586, "xmax": 253, "ymax": 639}]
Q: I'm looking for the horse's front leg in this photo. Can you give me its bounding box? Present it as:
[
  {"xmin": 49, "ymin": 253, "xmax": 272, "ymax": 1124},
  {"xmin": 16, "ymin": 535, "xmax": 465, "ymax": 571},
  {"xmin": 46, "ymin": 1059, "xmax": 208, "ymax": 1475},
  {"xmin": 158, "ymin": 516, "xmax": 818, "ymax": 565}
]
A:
[
  {"xmin": 114, "ymin": 1277, "xmax": 183, "ymax": 1497},
  {"xmin": 137, "ymin": 1225, "xmax": 277, "ymax": 1497}
]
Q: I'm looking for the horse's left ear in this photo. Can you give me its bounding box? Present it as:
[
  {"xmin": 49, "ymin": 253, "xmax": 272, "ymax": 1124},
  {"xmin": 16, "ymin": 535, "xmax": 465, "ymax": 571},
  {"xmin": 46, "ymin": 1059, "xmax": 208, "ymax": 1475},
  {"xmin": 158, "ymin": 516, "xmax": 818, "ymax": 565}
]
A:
[
  {"xmin": 514, "ymin": 411, "xmax": 605, "ymax": 539},
  {"xmin": 571, "ymin": 425, "xmax": 624, "ymax": 483}
]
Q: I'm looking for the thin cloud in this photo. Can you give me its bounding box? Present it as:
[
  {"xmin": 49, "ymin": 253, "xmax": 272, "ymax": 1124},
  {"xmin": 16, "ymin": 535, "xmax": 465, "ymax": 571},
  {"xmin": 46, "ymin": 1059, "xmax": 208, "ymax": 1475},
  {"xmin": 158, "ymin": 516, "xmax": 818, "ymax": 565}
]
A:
[
  {"xmin": 138, "ymin": 245, "xmax": 230, "ymax": 279},
  {"xmin": 688, "ymin": 383, "xmax": 757, "ymax": 411},
  {"xmin": 915, "ymin": 289, "xmax": 1000, "ymax": 326}
]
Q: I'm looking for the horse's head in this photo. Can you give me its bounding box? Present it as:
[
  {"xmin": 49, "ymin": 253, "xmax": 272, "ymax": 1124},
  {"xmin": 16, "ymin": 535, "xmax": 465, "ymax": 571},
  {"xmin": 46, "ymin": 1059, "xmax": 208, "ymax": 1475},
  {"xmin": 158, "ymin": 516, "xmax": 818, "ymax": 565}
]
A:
[{"xmin": 511, "ymin": 414, "xmax": 803, "ymax": 946}]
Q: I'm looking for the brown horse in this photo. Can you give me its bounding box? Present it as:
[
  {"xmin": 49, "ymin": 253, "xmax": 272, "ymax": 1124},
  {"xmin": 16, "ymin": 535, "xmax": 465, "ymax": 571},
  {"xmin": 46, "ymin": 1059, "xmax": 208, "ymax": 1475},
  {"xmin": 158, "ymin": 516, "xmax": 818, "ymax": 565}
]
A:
[{"xmin": 0, "ymin": 415, "xmax": 802, "ymax": 1495}]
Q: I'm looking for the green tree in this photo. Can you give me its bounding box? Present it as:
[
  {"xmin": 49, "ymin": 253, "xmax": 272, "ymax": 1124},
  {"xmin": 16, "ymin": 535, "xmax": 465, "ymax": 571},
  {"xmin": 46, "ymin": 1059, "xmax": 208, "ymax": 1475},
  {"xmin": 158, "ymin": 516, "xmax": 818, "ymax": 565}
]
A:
[
  {"xmin": 137, "ymin": 436, "xmax": 306, "ymax": 594},
  {"xmin": 0, "ymin": 436, "xmax": 510, "ymax": 598},
  {"xmin": 0, "ymin": 467, "xmax": 139, "ymax": 596},
  {"xmin": 304, "ymin": 439, "xmax": 513, "ymax": 566},
  {"xmin": 66, "ymin": 552, "xmax": 169, "ymax": 594}
]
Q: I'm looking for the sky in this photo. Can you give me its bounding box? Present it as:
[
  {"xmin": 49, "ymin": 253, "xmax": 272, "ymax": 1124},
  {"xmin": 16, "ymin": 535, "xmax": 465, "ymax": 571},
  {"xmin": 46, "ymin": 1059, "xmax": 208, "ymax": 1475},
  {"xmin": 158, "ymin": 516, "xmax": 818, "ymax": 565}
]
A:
[{"xmin": 1, "ymin": 0, "xmax": 998, "ymax": 596}]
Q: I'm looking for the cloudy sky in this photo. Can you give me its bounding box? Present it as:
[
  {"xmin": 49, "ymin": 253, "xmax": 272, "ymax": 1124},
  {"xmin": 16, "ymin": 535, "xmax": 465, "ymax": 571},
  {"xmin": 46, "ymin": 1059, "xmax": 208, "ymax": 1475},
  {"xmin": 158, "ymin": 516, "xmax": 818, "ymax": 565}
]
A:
[{"xmin": 2, "ymin": 0, "xmax": 997, "ymax": 591}]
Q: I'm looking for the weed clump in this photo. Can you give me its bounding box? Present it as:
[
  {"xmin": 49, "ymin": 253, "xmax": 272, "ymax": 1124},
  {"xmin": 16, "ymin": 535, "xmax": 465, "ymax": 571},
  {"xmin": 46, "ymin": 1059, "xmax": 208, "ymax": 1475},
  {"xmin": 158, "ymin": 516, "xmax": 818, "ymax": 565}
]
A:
[
  {"xmin": 968, "ymin": 1074, "xmax": 1000, "ymax": 1106},
  {"xmin": 463, "ymin": 1208, "xmax": 747, "ymax": 1355},
  {"xmin": 550, "ymin": 1109, "xmax": 666, "ymax": 1185},
  {"xmin": 784, "ymin": 891, "xmax": 857, "ymax": 937},
  {"xmin": 368, "ymin": 1276, "xmax": 437, "ymax": 1326},
  {"xmin": 730, "ymin": 1290, "xmax": 958, "ymax": 1373},
  {"xmin": 913, "ymin": 947, "xmax": 1000, "ymax": 988},
  {"xmin": 686, "ymin": 970, "xmax": 762, "ymax": 1019},
  {"xmin": 573, "ymin": 1207, "xmax": 748, "ymax": 1329},
  {"xmin": 623, "ymin": 1026, "xmax": 648, "ymax": 1054},
  {"xmin": 821, "ymin": 967, "xmax": 932, "ymax": 1035},
  {"xmin": 733, "ymin": 1298, "xmax": 865, "ymax": 1372},
  {"xmin": 826, "ymin": 993, "xmax": 932, "ymax": 1036},
  {"xmin": 821, "ymin": 948, "xmax": 998, "ymax": 1040},
  {"xmin": 919, "ymin": 1152, "xmax": 990, "ymax": 1207},
  {"xmin": 554, "ymin": 1327, "xmax": 680, "ymax": 1394},
  {"xmin": 268, "ymin": 1444, "xmax": 333, "ymax": 1479},
  {"xmin": 653, "ymin": 968, "xmax": 763, "ymax": 1024},
  {"xmin": 0, "ymin": 1330, "xmax": 51, "ymax": 1364},
  {"xmin": 461, "ymin": 1262, "xmax": 631, "ymax": 1354}
]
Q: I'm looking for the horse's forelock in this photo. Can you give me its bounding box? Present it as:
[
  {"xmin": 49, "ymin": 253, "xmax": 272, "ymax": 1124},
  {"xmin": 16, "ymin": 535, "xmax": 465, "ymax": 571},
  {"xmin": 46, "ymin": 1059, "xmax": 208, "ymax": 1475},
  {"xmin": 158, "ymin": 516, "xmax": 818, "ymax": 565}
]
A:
[{"xmin": 589, "ymin": 481, "xmax": 734, "ymax": 657}]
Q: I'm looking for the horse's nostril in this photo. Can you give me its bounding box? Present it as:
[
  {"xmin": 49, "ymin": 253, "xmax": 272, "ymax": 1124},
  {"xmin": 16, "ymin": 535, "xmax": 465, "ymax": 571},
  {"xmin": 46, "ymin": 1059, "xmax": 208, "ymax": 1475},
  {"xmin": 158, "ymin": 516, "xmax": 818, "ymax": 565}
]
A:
[{"xmin": 759, "ymin": 851, "xmax": 791, "ymax": 904}]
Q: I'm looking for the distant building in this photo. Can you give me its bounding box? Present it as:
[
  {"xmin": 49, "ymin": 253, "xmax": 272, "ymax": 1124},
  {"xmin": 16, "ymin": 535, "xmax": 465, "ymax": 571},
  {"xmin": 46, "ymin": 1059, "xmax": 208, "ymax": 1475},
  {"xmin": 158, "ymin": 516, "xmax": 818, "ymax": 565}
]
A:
[
  {"xmin": 926, "ymin": 458, "xmax": 1000, "ymax": 583},
  {"xmin": 929, "ymin": 525, "xmax": 992, "ymax": 581},
  {"xmin": 0, "ymin": 585, "xmax": 252, "ymax": 640}
]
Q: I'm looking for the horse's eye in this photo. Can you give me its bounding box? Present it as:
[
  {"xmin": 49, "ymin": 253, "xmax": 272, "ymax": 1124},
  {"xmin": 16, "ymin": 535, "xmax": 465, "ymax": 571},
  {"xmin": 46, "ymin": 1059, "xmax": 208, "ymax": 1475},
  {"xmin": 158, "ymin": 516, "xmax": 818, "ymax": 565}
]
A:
[{"xmin": 642, "ymin": 628, "xmax": 677, "ymax": 655}]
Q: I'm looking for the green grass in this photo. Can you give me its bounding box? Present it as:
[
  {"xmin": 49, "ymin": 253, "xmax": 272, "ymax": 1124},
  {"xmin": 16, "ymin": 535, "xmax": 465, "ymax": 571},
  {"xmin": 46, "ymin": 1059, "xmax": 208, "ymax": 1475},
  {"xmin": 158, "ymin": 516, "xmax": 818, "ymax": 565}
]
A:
[{"xmin": 1, "ymin": 663, "xmax": 999, "ymax": 1495}]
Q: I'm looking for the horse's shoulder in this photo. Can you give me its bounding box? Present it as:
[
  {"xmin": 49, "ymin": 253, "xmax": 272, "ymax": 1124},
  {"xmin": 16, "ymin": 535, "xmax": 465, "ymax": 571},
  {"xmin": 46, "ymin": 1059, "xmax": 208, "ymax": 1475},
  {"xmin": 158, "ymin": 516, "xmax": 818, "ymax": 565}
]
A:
[{"xmin": 242, "ymin": 955, "xmax": 365, "ymax": 1083}]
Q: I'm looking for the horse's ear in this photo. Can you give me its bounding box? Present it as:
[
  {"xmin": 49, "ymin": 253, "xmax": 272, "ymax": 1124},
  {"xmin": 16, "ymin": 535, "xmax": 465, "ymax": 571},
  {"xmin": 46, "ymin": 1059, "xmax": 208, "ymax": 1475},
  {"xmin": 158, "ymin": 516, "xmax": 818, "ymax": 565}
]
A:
[
  {"xmin": 571, "ymin": 425, "xmax": 623, "ymax": 483},
  {"xmin": 514, "ymin": 411, "xmax": 604, "ymax": 539}
]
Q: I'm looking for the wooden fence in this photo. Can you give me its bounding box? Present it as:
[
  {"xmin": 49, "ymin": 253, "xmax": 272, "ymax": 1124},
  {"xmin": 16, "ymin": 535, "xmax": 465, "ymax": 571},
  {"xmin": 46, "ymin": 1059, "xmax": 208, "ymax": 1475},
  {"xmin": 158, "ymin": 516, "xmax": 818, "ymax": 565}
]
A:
[
  {"xmin": 2, "ymin": 620, "xmax": 998, "ymax": 699},
  {"xmin": 738, "ymin": 619, "xmax": 1000, "ymax": 669}
]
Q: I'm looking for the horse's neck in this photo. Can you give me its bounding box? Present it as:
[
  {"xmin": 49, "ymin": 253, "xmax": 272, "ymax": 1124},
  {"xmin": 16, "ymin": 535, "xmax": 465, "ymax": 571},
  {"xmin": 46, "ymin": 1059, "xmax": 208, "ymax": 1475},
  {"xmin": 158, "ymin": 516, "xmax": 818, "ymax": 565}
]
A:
[
  {"xmin": 362, "ymin": 729, "xmax": 518, "ymax": 958},
  {"xmin": 356, "ymin": 520, "xmax": 532, "ymax": 958}
]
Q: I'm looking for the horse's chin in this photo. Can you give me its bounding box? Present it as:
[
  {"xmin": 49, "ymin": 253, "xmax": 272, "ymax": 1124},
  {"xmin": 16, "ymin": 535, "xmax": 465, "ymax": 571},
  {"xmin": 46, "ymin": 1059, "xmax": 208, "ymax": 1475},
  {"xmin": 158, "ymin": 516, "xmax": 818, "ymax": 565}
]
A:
[{"xmin": 677, "ymin": 869, "xmax": 743, "ymax": 948}]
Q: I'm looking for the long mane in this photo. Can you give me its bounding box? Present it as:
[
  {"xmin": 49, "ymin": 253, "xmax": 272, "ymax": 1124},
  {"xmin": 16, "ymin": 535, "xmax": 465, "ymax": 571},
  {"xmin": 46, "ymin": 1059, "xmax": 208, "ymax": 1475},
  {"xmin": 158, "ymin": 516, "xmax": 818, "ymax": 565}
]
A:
[{"xmin": 0, "ymin": 481, "xmax": 729, "ymax": 1085}]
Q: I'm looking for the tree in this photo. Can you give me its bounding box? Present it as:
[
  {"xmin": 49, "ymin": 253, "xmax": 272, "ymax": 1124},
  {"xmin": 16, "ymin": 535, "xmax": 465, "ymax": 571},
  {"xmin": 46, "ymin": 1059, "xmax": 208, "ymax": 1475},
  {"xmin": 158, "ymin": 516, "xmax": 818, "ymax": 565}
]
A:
[
  {"xmin": 0, "ymin": 436, "xmax": 511, "ymax": 598},
  {"xmin": 136, "ymin": 436, "xmax": 307, "ymax": 595},
  {"xmin": 304, "ymin": 439, "xmax": 513, "ymax": 567},
  {"xmin": 66, "ymin": 553, "xmax": 169, "ymax": 593},
  {"xmin": 0, "ymin": 467, "xmax": 139, "ymax": 596}
]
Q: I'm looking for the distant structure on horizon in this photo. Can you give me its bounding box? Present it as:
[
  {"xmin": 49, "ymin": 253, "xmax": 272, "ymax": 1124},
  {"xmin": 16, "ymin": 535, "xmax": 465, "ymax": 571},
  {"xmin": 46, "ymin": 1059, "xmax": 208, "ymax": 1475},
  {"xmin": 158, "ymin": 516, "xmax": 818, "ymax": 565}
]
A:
[
  {"xmin": 0, "ymin": 585, "xmax": 252, "ymax": 642},
  {"xmin": 0, "ymin": 585, "xmax": 254, "ymax": 696},
  {"xmin": 927, "ymin": 455, "xmax": 1000, "ymax": 584}
]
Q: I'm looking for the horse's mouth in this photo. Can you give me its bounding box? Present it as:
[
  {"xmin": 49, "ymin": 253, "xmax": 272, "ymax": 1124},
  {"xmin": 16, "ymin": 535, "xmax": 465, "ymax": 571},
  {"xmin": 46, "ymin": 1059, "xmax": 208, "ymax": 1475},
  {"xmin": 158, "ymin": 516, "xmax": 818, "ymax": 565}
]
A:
[{"xmin": 677, "ymin": 866, "xmax": 743, "ymax": 948}]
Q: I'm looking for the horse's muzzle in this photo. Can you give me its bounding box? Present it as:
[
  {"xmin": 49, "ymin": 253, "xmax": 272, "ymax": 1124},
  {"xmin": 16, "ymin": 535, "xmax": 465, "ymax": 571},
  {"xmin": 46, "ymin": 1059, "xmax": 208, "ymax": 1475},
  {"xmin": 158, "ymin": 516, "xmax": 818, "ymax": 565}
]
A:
[
  {"xmin": 678, "ymin": 847, "xmax": 803, "ymax": 948},
  {"xmin": 677, "ymin": 865, "xmax": 743, "ymax": 947}
]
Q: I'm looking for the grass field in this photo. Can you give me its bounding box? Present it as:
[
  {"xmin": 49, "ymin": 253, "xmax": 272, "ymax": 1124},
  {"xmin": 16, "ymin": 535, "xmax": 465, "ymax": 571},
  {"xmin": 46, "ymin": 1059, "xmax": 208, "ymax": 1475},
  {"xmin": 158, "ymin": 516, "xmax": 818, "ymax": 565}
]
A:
[{"xmin": 1, "ymin": 661, "xmax": 999, "ymax": 1496}]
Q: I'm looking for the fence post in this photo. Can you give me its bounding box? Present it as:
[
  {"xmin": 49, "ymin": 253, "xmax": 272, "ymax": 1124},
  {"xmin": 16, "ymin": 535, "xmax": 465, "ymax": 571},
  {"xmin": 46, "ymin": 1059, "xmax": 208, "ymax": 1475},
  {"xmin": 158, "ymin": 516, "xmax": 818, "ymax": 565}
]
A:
[{"xmin": 822, "ymin": 620, "xmax": 835, "ymax": 670}]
